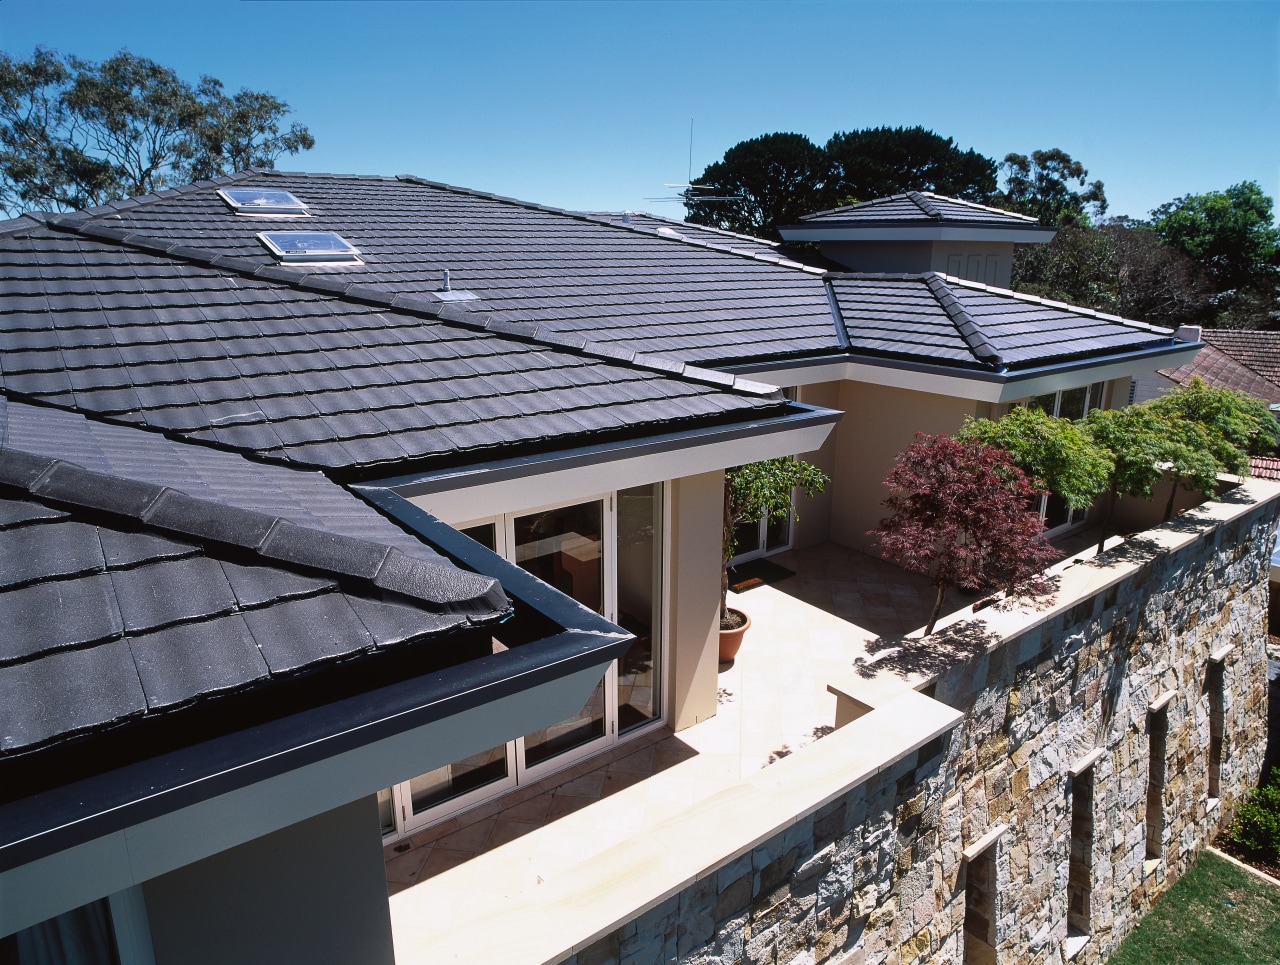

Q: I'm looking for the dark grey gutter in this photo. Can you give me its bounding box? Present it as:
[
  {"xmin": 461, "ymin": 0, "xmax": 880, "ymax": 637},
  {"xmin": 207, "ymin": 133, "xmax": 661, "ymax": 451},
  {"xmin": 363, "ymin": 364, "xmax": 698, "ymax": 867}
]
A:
[
  {"xmin": 722, "ymin": 342, "xmax": 1203, "ymax": 386},
  {"xmin": 360, "ymin": 403, "xmax": 843, "ymax": 499}
]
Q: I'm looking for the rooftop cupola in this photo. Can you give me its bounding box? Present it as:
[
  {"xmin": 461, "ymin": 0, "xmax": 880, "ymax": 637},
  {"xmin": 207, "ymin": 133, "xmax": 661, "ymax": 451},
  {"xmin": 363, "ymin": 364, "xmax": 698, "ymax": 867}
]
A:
[{"xmin": 778, "ymin": 191, "xmax": 1056, "ymax": 289}]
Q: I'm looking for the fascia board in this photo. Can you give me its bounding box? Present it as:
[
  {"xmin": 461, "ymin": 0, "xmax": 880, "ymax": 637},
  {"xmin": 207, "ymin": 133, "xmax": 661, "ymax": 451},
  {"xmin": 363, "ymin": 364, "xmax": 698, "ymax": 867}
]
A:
[
  {"xmin": 728, "ymin": 345, "xmax": 1203, "ymax": 404},
  {"xmin": 372, "ymin": 407, "xmax": 841, "ymax": 524},
  {"xmin": 779, "ymin": 225, "xmax": 1054, "ymax": 244},
  {"xmin": 0, "ymin": 659, "xmax": 611, "ymax": 936}
]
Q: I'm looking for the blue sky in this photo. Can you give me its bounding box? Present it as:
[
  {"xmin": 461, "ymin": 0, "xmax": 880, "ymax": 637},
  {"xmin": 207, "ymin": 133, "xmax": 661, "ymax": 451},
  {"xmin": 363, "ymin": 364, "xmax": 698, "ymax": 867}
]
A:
[{"xmin": 3, "ymin": 1, "xmax": 1277, "ymax": 222}]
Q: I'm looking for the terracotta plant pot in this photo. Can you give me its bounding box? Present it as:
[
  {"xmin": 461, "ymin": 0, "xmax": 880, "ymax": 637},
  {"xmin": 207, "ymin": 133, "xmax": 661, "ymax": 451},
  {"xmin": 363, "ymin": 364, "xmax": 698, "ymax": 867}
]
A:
[{"xmin": 718, "ymin": 608, "xmax": 751, "ymax": 663}]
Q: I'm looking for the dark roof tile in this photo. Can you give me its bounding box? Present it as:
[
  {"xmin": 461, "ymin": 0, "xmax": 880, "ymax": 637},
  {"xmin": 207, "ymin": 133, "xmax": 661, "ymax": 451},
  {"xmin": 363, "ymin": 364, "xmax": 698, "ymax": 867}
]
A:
[
  {"xmin": 0, "ymin": 641, "xmax": 147, "ymax": 753},
  {"xmin": 111, "ymin": 556, "xmax": 238, "ymax": 634},
  {"xmin": 244, "ymin": 593, "xmax": 374, "ymax": 673},
  {"xmin": 129, "ymin": 615, "xmax": 270, "ymax": 710}
]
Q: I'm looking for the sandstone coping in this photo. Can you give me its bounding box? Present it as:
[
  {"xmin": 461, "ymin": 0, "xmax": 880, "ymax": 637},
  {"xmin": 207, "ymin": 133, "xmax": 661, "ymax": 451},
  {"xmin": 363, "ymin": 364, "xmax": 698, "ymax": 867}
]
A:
[{"xmin": 390, "ymin": 688, "xmax": 963, "ymax": 965}]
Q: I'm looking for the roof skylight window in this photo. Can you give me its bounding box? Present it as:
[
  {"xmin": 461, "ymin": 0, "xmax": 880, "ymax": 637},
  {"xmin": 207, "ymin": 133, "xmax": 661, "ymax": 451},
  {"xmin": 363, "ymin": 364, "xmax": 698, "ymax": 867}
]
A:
[
  {"xmin": 258, "ymin": 231, "xmax": 362, "ymax": 264},
  {"xmin": 219, "ymin": 187, "xmax": 310, "ymax": 216}
]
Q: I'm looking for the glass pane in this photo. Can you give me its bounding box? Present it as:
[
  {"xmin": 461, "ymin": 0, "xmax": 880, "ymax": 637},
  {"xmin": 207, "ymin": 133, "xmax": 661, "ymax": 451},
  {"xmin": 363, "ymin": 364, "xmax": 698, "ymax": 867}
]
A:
[
  {"xmin": 1087, "ymin": 381, "xmax": 1107, "ymax": 414},
  {"xmin": 1029, "ymin": 393, "xmax": 1057, "ymax": 415},
  {"xmin": 377, "ymin": 787, "xmax": 396, "ymax": 836},
  {"xmin": 617, "ymin": 484, "xmax": 662, "ymax": 732},
  {"xmin": 522, "ymin": 672, "xmax": 607, "ymax": 767},
  {"xmin": 1057, "ymin": 387, "xmax": 1088, "ymax": 421},
  {"xmin": 732, "ymin": 518, "xmax": 761, "ymax": 559},
  {"xmin": 513, "ymin": 501, "xmax": 603, "ymax": 614},
  {"xmin": 458, "ymin": 521, "xmax": 497, "ymax": 552},
  {"xmin": 0, "ymin": 898, "xmax": 120, "ymax": 965},
  {"xmin": 409, "ymin": 743, "xmax": 509, "ymax": 814},
  {"xmin": 1044, "ymin": 492, "xmax": 1071, "ymax": 530},
  {"xmin": 765, "ymin": 510, "xmax": 791, "ymax": 551}
]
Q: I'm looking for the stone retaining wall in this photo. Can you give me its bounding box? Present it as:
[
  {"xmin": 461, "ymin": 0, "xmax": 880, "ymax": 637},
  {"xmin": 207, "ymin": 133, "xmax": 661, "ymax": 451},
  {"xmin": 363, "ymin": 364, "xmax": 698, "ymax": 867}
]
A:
[{"xmin": 562, "ymin": 483, "xmax": 1278, "ymax": 965}]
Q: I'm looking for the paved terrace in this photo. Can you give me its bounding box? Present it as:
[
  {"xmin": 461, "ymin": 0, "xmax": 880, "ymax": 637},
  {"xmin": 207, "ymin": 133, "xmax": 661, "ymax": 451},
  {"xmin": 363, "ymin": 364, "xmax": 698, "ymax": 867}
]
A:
[{"xmin": 384, "ymin": 534, "xmax": 1108, "ymax": 961}]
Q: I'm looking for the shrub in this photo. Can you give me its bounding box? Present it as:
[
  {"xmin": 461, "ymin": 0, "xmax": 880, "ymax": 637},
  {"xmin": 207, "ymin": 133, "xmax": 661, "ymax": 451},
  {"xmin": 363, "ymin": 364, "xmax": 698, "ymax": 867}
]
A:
[{"xmin": 1223, "ymin": 767, "xmax": 1280, "ymax": 864}]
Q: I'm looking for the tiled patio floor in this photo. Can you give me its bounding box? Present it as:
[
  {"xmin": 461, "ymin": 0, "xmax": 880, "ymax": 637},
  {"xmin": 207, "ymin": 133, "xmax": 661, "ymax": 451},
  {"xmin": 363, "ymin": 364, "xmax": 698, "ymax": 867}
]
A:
[{"xmin": 384, "ymin": 542, "xmax": 954, "ymax": 896}]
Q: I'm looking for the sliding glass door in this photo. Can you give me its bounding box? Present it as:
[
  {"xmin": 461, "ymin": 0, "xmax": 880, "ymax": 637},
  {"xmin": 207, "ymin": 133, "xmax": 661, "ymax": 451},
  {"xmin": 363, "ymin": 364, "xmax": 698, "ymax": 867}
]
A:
[{"xmin": 378, "ymin": 483, "xmax": 664, "ymax": 839}]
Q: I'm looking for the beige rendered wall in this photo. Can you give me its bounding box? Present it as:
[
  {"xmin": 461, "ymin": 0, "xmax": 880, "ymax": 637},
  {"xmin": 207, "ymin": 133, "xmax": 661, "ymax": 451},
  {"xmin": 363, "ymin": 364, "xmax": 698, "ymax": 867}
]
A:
[
  {"xmin": 830, "ymin": 381, "xmax": 988, "ymax": 554},
  {"xmin": 143, "ymin": 797, "xmax": 394, "ymax": 965},
  {"xmin": 666, "ymin": 469, "xmax": 724, "ymax": 731},
  {"xmin": 793, "ymin": 381, "xmax": 841, "ymax": 551},
  {"xmin": 928, "ymin": 240, "xmax": 1017, "ymax": 288}
]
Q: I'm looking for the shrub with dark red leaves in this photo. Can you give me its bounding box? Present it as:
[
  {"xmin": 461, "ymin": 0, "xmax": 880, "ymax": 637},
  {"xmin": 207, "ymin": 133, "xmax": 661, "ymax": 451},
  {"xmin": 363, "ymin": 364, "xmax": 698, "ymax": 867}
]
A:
[{"xmin": 871, "ymin": 433, "xmax": 1061, "ymax": 634}]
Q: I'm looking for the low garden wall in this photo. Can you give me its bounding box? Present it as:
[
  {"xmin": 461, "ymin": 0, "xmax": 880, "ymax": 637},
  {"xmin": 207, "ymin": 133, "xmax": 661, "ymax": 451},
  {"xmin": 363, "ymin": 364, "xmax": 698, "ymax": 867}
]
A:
[{"xmin": 561, "ymin": 478, "xmax": 1279, "ymax": 965}]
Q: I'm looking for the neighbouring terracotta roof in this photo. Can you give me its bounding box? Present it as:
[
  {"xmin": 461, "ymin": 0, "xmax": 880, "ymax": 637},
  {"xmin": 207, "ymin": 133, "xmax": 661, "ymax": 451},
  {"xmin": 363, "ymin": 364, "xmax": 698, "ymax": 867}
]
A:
[{"xmin": 1158, "ymin": 341, "xmax": 1280, "ymax": 404}]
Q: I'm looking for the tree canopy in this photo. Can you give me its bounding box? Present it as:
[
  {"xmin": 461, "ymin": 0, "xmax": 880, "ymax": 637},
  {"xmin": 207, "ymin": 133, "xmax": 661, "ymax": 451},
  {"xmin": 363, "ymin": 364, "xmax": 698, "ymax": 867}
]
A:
[
  {"xmin": 956, "ymin": 406, "xmax": 1113, "ymax": 511},
  {"xmin": 824, "ymin": 126, "xmax": 996, "ymax": 206},
  {"xmin": 684, "ymin": 126, "xmax": 996, "ymax": 239},
  {"xmin": 870, "ymin": 433, "xmax": 1059, "ymax": 635},
  {"xmin": 682, "ymin": 132, "xmax": 829, "ymax": 240},
  {"xmin": 1149, "ymin": 182, "xmax": 1280, "ymax": 327},
  {"xmin": 1011, "ymin": 222, "xmax": 1209, "ymax": 328},
  {"xmin": 0, "ymin": 47, "xmax": 314, "ymax": 215},
  {"xmin": 993, "ymin": 148, "xmax": 1107, "ymax": 227}
]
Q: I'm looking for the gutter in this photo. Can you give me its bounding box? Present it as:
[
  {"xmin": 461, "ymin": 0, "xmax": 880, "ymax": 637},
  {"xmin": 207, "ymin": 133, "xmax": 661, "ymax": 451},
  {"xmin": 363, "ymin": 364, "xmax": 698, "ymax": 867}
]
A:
[{"xmin": 361, "ymin": 403, "xmax": 843, "ymax": 499}]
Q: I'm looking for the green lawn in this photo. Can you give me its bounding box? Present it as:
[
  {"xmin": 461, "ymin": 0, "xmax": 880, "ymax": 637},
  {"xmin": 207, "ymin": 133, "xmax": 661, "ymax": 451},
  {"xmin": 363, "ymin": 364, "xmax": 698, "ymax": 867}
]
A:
[{"xmin": 1108, "ymin": 851, "xmax": 1280, "ymax": 964}]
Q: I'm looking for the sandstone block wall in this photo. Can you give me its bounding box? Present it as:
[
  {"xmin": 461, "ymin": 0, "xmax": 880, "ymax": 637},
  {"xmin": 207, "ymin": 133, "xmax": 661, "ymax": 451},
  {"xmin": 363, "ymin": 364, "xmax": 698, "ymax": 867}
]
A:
[{"xmin": 561, "ymin": 487, "xmax": 1276, "ymax": 965}]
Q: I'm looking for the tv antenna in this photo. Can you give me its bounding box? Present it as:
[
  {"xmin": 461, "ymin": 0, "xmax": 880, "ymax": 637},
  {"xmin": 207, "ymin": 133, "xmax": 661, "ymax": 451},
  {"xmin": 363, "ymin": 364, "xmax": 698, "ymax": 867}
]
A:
[{"xmin": 643, "ymin": 118, "xmax": 744, "ymax": 204}]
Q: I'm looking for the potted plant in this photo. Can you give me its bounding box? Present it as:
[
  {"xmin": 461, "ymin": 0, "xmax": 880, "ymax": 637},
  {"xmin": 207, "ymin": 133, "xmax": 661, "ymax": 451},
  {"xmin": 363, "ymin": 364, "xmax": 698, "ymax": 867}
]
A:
[{"xmin": 720, "ymin": 457, "xmax": 828, "ymax": 660}]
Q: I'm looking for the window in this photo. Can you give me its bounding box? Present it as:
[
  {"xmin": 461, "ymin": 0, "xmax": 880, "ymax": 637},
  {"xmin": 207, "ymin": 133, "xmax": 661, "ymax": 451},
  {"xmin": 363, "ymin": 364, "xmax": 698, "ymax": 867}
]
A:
[
  {"xmin": 0, "ymin": 898, "xmax": 121, "ymax": 965},
  {"xmin": 218, "ymin": 187, "xmax": 309, "ymax": 216},
  {"xmin": 378, "ymin": 484, "xmax": 665, "ymax": 839},
  {"xmin": 1146, "ymin": 704, "xmax": 1169, "ymax": 865},
  {"xmin": 1207, "ymin": 659, "xmax": 1225, "ymax": 800},
  {"xmin": 1068, "ymin": 767, "xmax": 1095, "ymax": 945},
  {"xmin": 257, "ymin": 231, "xmax": 361, "ymax": 264},
  {"xmin": 1023, "ymin": 382, "xmax": 1109, "ymax": 530},
  {"xmin": 963, "ymin": 842, "xmax": 998, "ymax": 964}
]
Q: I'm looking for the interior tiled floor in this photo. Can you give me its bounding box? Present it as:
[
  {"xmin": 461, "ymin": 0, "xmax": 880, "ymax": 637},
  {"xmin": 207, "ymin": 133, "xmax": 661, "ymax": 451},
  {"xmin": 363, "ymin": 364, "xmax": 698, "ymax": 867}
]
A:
[{"xmin": 384, "ymin": 542, "xmax": 951, "ymax": 895}]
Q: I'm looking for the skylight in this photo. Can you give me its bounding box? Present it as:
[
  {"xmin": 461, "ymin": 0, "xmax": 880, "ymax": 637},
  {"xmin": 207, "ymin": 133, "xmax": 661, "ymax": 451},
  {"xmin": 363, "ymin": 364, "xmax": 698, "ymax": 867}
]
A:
[
  {"xmin": 258, "ymin": 231, "xmax": 361, "ymax": 264},
  {"xmin": 219, "ymin": 187, "xmax": 310, "ymax": 216}
]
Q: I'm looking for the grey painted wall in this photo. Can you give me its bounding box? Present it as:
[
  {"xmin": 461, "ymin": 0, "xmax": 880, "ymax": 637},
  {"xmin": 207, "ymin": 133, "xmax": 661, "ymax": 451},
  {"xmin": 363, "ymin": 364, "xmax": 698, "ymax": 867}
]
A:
[{"xmin": 143, "ymin": 797, "xmax": 393, "ymax": 965}]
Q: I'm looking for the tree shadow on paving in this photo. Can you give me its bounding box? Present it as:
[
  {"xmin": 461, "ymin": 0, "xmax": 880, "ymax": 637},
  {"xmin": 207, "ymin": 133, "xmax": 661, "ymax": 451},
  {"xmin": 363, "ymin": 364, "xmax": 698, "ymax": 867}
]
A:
[{"xmin": 851, "ymin": 619, "xmax": 1001, "ymax": 680}]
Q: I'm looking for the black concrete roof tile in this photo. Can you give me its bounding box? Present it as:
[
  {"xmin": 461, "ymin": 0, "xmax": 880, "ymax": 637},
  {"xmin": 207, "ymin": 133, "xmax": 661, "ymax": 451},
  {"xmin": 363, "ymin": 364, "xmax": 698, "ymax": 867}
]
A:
[
  {"xmin": 218, "ymin": 559, "xmax": 335, "ymax": 608},
  {"xmin": 0, "ymin": 519, "xmax": 105, "ymax": 588},
  {"xmin": 0, "ymin": 572, "xmax": 123, "ymax": 664},
  {"xmin": 143, "ymin": 489, "xmax": 281, "ymax": 550},
  {"xmin": 0, "ymin": 500, "xmax": 67, "ymax": 529},
  {"xmin": 129, "ymin": 615, "xmax": 270, "ymax": 710},
  {"xmin": 346, "ymin": 595, "xmax": 464, "ymax": 648},
  {"xmin": 244, "ymin": 593, "xmax": 375, "ymax": 673},
  {"xmin": 0, "ymin": 641, "xmax": 147, "ymax": 753},
  {"xmin": 111, "ymin": 556, "xmax": 238, "ymax": 634},
  {"xmin": 98, "ymin": 529, "xmax": 199, "ymax": 569},
  {"xmin": 258, "ymin": 520, "xmax": 392, "ymax": 580}
]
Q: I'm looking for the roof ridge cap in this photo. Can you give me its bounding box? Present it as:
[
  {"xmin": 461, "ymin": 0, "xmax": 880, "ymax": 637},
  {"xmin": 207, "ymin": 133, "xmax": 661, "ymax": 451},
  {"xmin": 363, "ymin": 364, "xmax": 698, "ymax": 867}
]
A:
[
  {"xmin": 921, "ymin": 273, "xmax": 1004, "ymax": 368},
  {"xmin": 906, "ymin": 191, "xmax": 944, "ymax": 219},
  {"xmin": 0, "ymin": 447, "xmax": 507, "ymax": 617},
  {"xmin": 942, "ymin": 274, "xmax": 1173, "ymax": 336},
  {"xmin": 39, "ymin": 217, "xmax": 786, "ymax": 402}
]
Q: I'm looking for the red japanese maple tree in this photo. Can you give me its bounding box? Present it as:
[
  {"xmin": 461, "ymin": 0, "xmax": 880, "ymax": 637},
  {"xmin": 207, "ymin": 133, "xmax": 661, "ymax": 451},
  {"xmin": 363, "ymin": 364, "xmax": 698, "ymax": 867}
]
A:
[{"xmin": 871, "ymin": 433, "xmax": 1061, "ymax": 635}]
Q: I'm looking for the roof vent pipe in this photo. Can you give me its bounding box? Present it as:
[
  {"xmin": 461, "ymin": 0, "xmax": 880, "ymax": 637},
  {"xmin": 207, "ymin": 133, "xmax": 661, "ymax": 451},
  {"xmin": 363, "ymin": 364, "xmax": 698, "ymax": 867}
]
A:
[{"xmin": 440, "ymin": 269, "xmax": 451, "ymax": 292}]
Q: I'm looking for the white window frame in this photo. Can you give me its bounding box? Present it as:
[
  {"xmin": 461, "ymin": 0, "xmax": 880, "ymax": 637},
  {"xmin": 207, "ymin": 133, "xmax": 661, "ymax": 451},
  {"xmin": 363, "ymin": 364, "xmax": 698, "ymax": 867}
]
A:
[{"xmin": 380, "ymin": 486, "xmax": 667, "ymax": 840}]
